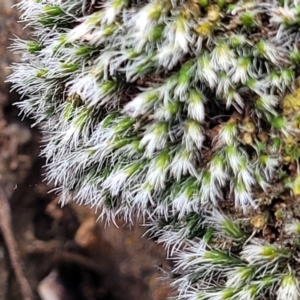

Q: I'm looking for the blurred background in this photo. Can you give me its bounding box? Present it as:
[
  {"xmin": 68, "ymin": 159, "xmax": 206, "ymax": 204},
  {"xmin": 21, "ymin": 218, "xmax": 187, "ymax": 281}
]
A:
[{"xmin": 0, "ymin": 1, "xmax": 171, "ymax": 299}]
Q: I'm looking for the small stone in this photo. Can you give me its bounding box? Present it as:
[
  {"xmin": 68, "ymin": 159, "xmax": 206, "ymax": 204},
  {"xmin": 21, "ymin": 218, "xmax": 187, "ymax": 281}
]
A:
[
  {"xmin": 243, "ymin": 132, "xmax": 253, "ymax": 145},
  {"xmin": 251, "ymin": 214, "xmax": 267, "ymax": 230},
  {"xmin": 207, "ymin": 5, "xmax": 220, "ymax": 22}
]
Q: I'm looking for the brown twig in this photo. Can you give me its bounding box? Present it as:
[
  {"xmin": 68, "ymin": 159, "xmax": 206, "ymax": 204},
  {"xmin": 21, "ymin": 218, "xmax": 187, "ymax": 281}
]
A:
[
  {"xmin": 0, "ymin": 185, "xmax": 34, "ymax": 300},
  {"xmin": 24, "ymin": 239, "xmax": 105, "ymax": 274}
]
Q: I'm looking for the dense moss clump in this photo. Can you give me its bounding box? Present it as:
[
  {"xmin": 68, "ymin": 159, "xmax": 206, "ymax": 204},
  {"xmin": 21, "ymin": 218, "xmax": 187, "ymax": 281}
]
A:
[{"xmin": 9, "ymin": 0, "xmax": 300, "ymax": 299}]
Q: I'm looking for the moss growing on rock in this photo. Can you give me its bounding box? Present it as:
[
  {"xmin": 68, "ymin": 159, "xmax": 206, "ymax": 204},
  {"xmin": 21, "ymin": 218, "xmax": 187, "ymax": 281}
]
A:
[{"xmin": 9, "ymin": 0, "xmax": 300, "ymax": 299}]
